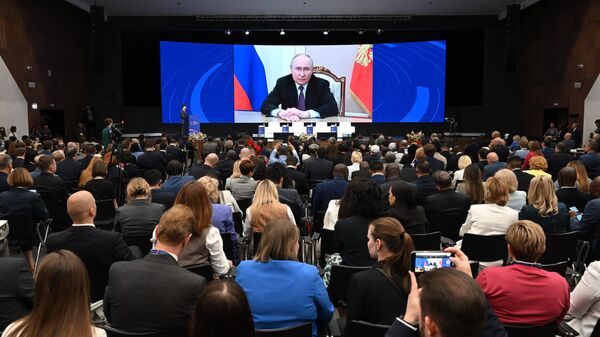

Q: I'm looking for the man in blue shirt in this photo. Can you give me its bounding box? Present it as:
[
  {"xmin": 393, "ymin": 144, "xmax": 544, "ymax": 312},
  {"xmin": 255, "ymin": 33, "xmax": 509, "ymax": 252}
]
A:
[{"xmin": 269, "ymin": 142, "xmax": 299, "ymax": 165}]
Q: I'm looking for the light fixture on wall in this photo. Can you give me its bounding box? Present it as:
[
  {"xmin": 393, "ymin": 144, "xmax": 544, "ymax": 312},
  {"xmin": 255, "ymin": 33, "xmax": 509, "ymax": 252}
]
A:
[
  {"xmin": 244, "ymin": 29, "xmax": 250, "ymax": 35},
  {"xmin": 574, "ymin": 82, "xmax": 583, "ymax": 89},
  {"xmin": 376, "ymin": 28, "xmax": 383, "ymax": 35},
  {"xmin": 225, "ymin": 29, "xmax": 232, "ymax": 35},
  {"xmin": 31, "ymin": 103, "xmax": 38, "ymax": 110},
  {"xmin": 358, "ymin": 29, "xmax": 365, "ymax": 35},
  {"xmin": 322, "ymin": 29, "xmax": 329, "ymax": 35},
  {"xmin": 279, "ymin": 29, "xmax": 286, "ymax": 36}
]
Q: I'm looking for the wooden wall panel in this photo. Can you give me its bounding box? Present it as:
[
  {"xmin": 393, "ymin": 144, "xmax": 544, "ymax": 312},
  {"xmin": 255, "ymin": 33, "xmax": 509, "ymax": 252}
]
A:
[{"xmin": 0, "ymin": 0, "xmax": 89, "ymax": 139}]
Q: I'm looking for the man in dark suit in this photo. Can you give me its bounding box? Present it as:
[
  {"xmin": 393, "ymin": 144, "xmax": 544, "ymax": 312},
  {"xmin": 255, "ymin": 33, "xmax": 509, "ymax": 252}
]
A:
[
  {"xmin": 104, "ymin": 205, "xmax": 206, "ymax": 334},
  {"xmin": 422, "ymin": 143, "xmax": 445, "ymax": 173},
  {"xmin": 414, "ymin": 161, "xmax": 437, "ymax": 204},
  {"xmin": 260, "ymin": 53, "xmax": 338, "ymax": 121},
  {"xmin": 265, "ymin": 165, "xmax": 306, "ymax": 226},
  {"xmin": 563, "ymin": 132, "xmax": 576, "ymax": 151},
  {"xmin": 12, "ymin": 147, "xmax": 26, "ymax": 170},
  {"xmin": 483, "ymin": 152, "xmax": 507, "ymax": 181},
  {"xmin": 425, "ymin": 171, "xmax": 471, "ymax": 240},
  {"xmin": 572, "ymin": 177, "xmax": 600, "ymax": 260},
  {"xmin": 137, "ymin": 141, "xmax": 167, "ymax": 176},
  {"xmin": 56, "ymin": 145, "xmax": 83, "ymax": 182},
  {"xmin": 285, "ymin": 156, "xmax": 310, "ymax": 196},
  {"xmin": 166, "ymin": 141, "xmax": 184, "ymax": 164},
  {"xmin": 351, "ymin": 161, "xmax": 371, "ymax": 180},
  {"xmin": 312, "ymin": 164, "xmax": 348, "ymax": 215},
  {"xmin": 216, "ymin": 150, "xmax": 237, "ymax": 185},
  {"xmin": 0, "ymin": 257, "xmax": 34, "ymax": 331},
  {"xmin": 33, "ymin": 155, "xmax": 68, "ymax": 204},
  {"xmin": 556, "ymin": 167, "xmax": 591, "ymax": 212},
  {"xmin": 0, "ymin": 153, "xmax": 11, "ymax": 193},
  {"xmin": 189, "ymin": 153, "xmax": 220, "ymax": 180},
  {"xmin": 78, "ymin": 143, "xmax": 97, "ymax": 170},
  {"xmin": 145, "ymin": 169, "xmax": 175, "ymax": 210},
  {"xmin": 508, "ymin": 156, "xmax": 533, "ymax": 193},
  {"xmin": 475, "ymin": 147, "xmax": 490, "ymax": 173},
  {"xmin": 571, "ymin": 122, "xmax": 583, "ymax": 148},
  {"xmin": 370, "ymin": 160, "xmax": 386, "ymax": 185},
  {"xmin": 158, "ymin": 142, "xmax": 174, "ymax": 164},
  {"xmin": 579, "ymin": 141, "xmax": 600, "ymax": 178},
  {"xmin": 303, "ymin": 147, "xmax": 333, "ymax": 183},
  {"xmin": 547, "ymin": 142, "xmax": 574, "ymax": 180},
  {"xmin": 46, "ymin": 191, "xmax": 134, "ymax": 302}
]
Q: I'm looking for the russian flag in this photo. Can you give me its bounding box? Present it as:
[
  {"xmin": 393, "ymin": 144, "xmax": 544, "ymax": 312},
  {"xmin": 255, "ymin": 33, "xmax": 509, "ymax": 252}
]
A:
[{"xmin": 234, "ymin": 45, "xmax": 268, "ymax": 111}]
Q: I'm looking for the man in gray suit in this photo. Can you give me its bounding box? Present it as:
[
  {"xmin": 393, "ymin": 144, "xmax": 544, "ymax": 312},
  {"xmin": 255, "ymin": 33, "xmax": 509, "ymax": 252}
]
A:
[{"xmin": 104, "ymin": 205, "xmax": 206, "ymax": 335}]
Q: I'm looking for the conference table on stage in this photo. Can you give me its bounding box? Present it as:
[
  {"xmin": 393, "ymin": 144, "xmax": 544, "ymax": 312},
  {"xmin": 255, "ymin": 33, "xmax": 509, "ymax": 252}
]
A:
[{"xmin": 234, "ymin": 110, "xmax": 371, "ymax": 123}]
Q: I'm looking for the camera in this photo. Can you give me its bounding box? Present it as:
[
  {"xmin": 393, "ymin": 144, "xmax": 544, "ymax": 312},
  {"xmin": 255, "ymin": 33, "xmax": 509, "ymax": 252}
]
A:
[{"xmin": 111, "ymin": 123, "xmax": 124, "ymax": 142}]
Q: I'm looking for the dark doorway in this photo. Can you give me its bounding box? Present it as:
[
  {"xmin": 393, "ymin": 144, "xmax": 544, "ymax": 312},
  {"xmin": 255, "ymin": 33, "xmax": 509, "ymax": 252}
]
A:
[
  {"xmin": 543, "ymin": 108, "xmax": 568, "ymax": 139},
  {"xmin": 40, "ymin": 109, "xmax": 65, "ymax": 139}
]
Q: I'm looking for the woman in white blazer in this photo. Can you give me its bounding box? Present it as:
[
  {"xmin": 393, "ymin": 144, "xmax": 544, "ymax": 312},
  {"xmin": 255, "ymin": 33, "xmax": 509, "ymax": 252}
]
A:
[{"xmin": 568, "ymin": 261, "xmax": 600, "ymax": 337}]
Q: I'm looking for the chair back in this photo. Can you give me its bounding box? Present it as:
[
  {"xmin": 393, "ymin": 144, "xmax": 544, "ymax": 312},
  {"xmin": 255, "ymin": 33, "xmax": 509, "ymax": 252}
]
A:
[
  {"xmin": 221, "ymin": 233, "xmax": 234, "ymax": 260},
  {"xmin": 345, "ymin": 320, "xmax": 391, "ymax": 337},
  {"xmin": 541, "ymin": 261, "xmax": 568, "ymax": 276},
  {"xmin": 43, "ymin": 199, "xmax": 72, "ymax": 232},
  {"xmin": 253, "ymin": 232, "xmax": 262, "ymax": 254},
  {"xmin": 328, "ymin": 265, "xmax": 370, "ymax": 307},
  {"xmin": 236, "ymin": 199, "xmax": 253, "ymax": 219},
  {"xmin": 184, "ymin": 263, "xmax": 214, "ymax": 282},
  {"xmin": 410, "ymin": 231, "xmax": 441, "ymax": 251},
  {"xmin": 233, "ymin": 212, "xmax": 243, "ymax": 235},
  {"xmin": 95, "ymin": 199, "xmax": 116, "ymax": 231},
  {"xmin": 461, "ymin": 234, "xmax": 508, "ymax": 265},
  {"xmin": 503, "ymin": 322, "xmax": 556, "ymax": 337},
  {"xmin": 254, "ymin": 322, "xmax": 312, "ymax": 337},
  {"xmin": 123, "ymin": 235, "xmax": 153, "ymax": 256},
  {"xmin": 313, "ymin": 66, "xmax": 346, "ymax": 116},
  {"xmin": 427, "ymin": 209, "xmax": 468, "ymax": 241},
  {"xmin": 538, "ymin": 231, "xmax": 579, "ymax": 264},
  {"xmin": 102, "ymin": 325, "xmax": 177, "ymax": 337}
]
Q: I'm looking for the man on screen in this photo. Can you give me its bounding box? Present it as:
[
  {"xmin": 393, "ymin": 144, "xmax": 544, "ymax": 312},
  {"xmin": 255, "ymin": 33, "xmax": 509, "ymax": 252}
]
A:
[{"xmin": 260, "ymin": 53, "xmax": 338, "ymax": 121}]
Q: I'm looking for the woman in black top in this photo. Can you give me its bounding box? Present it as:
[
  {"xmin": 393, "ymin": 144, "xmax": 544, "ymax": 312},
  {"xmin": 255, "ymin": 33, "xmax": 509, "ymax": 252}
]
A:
[
  {"xmin": 386, "ymin": 181, "xmax": 428, "ymax": 234},
  {"xmin": 346, "ymin": 217, "xmax": 414, "ymax": 330},
  {"xmin": 83, "ymin": 161, "xmax": 115, "ymax": 202}
]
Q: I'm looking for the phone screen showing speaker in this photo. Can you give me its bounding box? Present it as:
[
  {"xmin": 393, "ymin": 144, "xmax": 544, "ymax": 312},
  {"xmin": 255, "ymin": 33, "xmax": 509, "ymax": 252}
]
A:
[{"xmin": 411, "ymin": 251, "xmax": 453, "ymax": 273}]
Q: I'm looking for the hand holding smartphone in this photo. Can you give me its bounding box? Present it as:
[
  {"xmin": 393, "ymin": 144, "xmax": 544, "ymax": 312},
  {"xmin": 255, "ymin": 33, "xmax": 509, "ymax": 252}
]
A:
[{"xmin": 410, "ymin": 251, "xmax": 454, "ymax": 273}]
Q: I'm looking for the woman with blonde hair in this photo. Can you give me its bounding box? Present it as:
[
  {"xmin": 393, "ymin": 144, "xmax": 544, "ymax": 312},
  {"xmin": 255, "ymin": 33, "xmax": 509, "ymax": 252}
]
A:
[
  {"xmin": 452, "ymin": 155, "xmax": 472, "ymax": 185},
  {"xmin": 242, "ymin": 180, "xmax": 295, "ymax": 238},
  {"xmin": 113, "ymin": 178, "xmax": 165, "ymax": 253},
  {"xmin": 346, "ymin": 151, "xmax": 363, "ymax": 181},
  {"xmin": 2, "ymin": 250, "xmax": 106, "ymax": 337},
  {"xmin": 198, "ymin": 176, "xmax": 241, "ymax": 214},
  {"xmin": 225, "ymin": 160, "xmax": 242, "ymax": 189},
  {"xmin": 197, "ymin": 176, "xmax": 238, "ymax": 260},
  {"xmin": 494, "ymin": 169, "xmax": 526, "ymax": 211},
  {"xmin": 567, "ymin": 160, "xmax": 591, "ymax": 193},
  {"xmin": 459, "ymin": 176, "xmax": 518, "ymax": 237},
  {"xmin": 175, "ymin": 181, "xmax": 230, "ymax": 276},
  {"xmin": 519, "ymin": 175, "xmax": 569, "ymax": 233},
  {"xmin": 236, "ymin": 218, "xmax": 333, "ymax": 336},
  {"xmin": 78, "ymin": 156, "xmax": 103, "ymax": 188},
  {"xmin": 524, "ymin": 155, "xmax": 551, "ymax": 177}
]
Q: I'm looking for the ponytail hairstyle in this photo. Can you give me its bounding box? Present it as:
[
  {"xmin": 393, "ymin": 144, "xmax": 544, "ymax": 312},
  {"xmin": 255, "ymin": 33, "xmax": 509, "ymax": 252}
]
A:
[{"xmin": 370, "ymin": 217, "xmax": 415, "ymax": 291}]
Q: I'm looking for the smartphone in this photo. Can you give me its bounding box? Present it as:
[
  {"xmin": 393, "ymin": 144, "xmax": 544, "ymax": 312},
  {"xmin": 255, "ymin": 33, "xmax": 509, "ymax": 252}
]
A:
[
  {"xmin": 411, "ymin": 251, "xmax": 453, "ymax": 273},
  {"xmin": 569, "ymin": 206, "xmax": 579, "ymax": 213}
]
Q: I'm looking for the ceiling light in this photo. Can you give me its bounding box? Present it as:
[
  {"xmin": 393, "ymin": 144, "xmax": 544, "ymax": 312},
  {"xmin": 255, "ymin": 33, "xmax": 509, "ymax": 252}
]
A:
[
  {"xmin": 244, "ymin": 29, "xmax": 250, "ymax": 35},
  {"xmin": 323, "ymin": 29, "xmax": 329, "ymax": 35},
  {"xmin": 376, "ymin": 28, "xmax": 383, "ymax": 35},
  {"xmin": 358, "ymin": 29, "xmax": 364, "ymax": 35},
  {"xmin": 280, "ymin": 29, "xmax": 286, "ymax": 35},
  {"xmin": 225, "ymin": 29, "xmax": 232, "ymax": 35}
]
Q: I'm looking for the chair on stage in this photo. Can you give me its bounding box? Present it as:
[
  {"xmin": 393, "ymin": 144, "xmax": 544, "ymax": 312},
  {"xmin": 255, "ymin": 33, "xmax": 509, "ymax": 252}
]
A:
[{"xmin": 313, "ymin": 66, "xmax": 346, "ymax": 116}]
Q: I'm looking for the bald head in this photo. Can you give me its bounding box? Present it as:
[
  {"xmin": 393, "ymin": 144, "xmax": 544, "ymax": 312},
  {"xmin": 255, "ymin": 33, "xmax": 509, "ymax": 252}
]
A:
[
  {"xmin": 67, "ymin": 191, "xmax": 96, "ymax": 224},
  {"xmin": 564, "ymin": 133, "xmax": 572, "ymax": 140},
  {"xmin": 205, "ymin": 153, "xmax": 218, "ymax": 167},
  {"xmin": 487, "ymin": 152, "xmax": 499, "ymax": 164},
  {"xmin": 239, "ymin": 147, "xmax": 252, "ymax": 160}
]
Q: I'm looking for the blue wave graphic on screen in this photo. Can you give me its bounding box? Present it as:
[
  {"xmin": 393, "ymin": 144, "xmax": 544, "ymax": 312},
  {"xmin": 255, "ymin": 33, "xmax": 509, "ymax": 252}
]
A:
[
  {"xmin": 373, "ymin": 41, "xmax": 446, "ymax": 122},
  {"xmin": 160, "ymin": 41, "xmax": 234, "ymax": 126}
]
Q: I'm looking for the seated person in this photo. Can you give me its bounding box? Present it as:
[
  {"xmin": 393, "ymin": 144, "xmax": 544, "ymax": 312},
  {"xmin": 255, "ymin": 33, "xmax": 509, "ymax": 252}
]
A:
[
  {"xmin": 568, "ymin": 260, "xmax": 600, "ymax": 337},
  {"xmin": 236, "ymin": 218, "xmax": 334, "ymax": 336},
  {"xmin": 160, "ymin": 160, "xmax": 194, "ymax": 195},
  {"xmin": 175, "ymin": 181, "xmax": 231, "ymax": 276},
  {"xmin": 386, "ymin": 181, "xmax": 428, "ymax": 234},
  {"xmin": 346, "ymin": 217, "xmax": 414, "ymax": 329},
  {"xmin": 0, "ymin": 258, "xmax": 34, "ymax": 332},
  {"xmin": 243, "ymin": 180, "xmax": 295, "ymax": 238},
  {"xmin": 477, "ymin": 220, "xmax": 569, "ymax": 326},
  {"xmin": 494, "ymin": 169, "xmax": 526, "ymax": 212},
  {"xmin": 519, "ymin": 175, "xmax": 569, "ymax": 233},
  {"xmin": 83, "ymin": 161, "xmax": 116, "ymax": 202}
]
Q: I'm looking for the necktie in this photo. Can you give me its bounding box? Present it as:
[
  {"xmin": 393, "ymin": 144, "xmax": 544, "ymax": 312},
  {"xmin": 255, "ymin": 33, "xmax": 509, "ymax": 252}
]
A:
[{"xmin": 298, "ymin": 85, "xmax": 305, "ymax": 111}]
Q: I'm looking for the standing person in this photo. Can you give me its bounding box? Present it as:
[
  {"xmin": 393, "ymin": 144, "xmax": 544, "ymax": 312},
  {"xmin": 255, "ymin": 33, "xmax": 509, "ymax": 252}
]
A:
[
  {"xmin": 101, "ymin": 118, "xmax": 113, "ymax": 152},
  {"xmin": 2, "ymin": 250, "xmax": 107, "ymax": 337},
  {"xmin": 260, "ymin": 53, "xmax": 338, "ymax": 121}
]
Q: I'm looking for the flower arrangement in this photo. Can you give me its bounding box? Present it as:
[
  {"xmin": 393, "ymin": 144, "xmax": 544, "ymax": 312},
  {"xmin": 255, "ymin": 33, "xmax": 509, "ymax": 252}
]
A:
[
  {"xmin": 188, "ymin": 131, "xmax": 207, "ymax": 142},
  {"xmin": 406, "ymin": 131, "xmax": 425, "ymax": 144}
]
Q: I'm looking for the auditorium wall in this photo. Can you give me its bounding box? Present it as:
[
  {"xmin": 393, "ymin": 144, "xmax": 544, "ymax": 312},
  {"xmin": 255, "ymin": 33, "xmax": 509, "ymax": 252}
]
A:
[
  {"xmin": 520, "ymin": 0, "xmax": 598, "ymax": 138},
  {"xmin": 0, "ymin": 0, "xmax": 89, "ymax": 139}
]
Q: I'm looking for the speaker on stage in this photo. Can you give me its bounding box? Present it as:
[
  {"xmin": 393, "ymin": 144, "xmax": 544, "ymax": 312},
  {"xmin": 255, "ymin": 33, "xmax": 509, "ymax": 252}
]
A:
[
  {"xmin": 90, "ymin": 5, "xmax": 105, "ymax": 73},
  {"xmin": 504, "ymin": 4, "xmax": 520, "ymax": 73}
]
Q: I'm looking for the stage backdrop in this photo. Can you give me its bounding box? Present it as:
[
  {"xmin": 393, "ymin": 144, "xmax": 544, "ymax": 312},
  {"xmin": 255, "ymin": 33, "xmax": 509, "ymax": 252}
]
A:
[{"xmin": 160, "ymin": 40, "xmax": 446, "ymax": 130}]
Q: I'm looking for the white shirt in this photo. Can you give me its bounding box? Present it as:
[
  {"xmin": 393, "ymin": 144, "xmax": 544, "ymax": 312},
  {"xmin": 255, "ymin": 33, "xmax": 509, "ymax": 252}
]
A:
[
  {"xmin": 269, "ymin": 81, "xmax": 321, "ymax": 118},
  {"xmin": 568, "ymin": 261, "xmax": 600, "ymax": 336},
  {"xmin": 459, "ymin": 203, "xmax": 519, "ymax": 237},
  {"xmin": 323, "ymin": 199, "xmax": 340, "ymax": 230},
  {"xmin": 72, "ymin": 223, "xmax": 96, "ymax": 227},
  {"xmin": 205, "ymin": 226, "xmax": 229, "ymax": 274}
]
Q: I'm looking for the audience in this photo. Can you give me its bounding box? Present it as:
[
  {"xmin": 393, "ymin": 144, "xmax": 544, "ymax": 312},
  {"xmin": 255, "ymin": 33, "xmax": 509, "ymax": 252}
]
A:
[
  {"xmin": 243, "ymin": 180, "xmax": 295, "ymax": 237},
  {"xmin": 55, "ymin": 145, "xmax": 83, "ymax": 182},
  {"xmin": 568, "ymin": 160, "xmax": 592, "ymax": 193},
  {"xmin": 0, "ymin": 153, "xmax": 11, "ymax": 193},
  {"xmin": 493, "ymin": 169, "xmax": 526, "ymax": 212},
  {"xmin": 228, "ymin": 159, "xmax": 257, "ymax": 201},
  {"xmin": 524, "ymin": 155, "xmax": 551, "ymax": 177},
  {"xmin": 346, "ymin": 217, "xmax": 414, "ymax": 329},
  {"xmin": 347, "ymin": 151, "xmax": 362, "ymax": 180},
  {"xmin": 519, "ymin": 175, "xmax": 570, "ymax": 233},
  {"xmin": 386, "ymin": 181, "xmax": 428, "ymax": 234},
  {"xmin": 477, "ymin": 220, "xmax": 569, "ymax": 325},
  {"xmin": 451, "ymin": 154, "xmax": 472, "ymax": 186},
  {"xmin": 104, "ymin": 205, "xmax": 206, "ymax": 335},
  {"xmin": 425, "ymin": 171, "xmax": 471, "ymax": 239},
  {"xmin": 189, "ymin": 153, "xmax": 220, "ymax": 180},
  {"xmin": 555, "ymin": 167, "xmax": 591, "ymax": 212},
  {"xmin": 312, "ymin": 164, "xmax": 349, "ymax": 217},
  {"xmin": 0, "ymin": 257, "xmax": 33, "ymax": 331},
  {"xmin": 571, "ymin": 177, "xmax": 600, "ymax": 261},
  {"xmin": 568, "ymin": 260, "xmax": 600, "ymax": 336},
  {"xmin": 174, "ymin": 181, "xmax": 231, "ymax": 276},
  {"xmin": 160, "ymin": 160, "xmax": 194, "ymax": 194},
  {"xmin": 144, "ymin": 169, "xmax": 175, "ymax": 209},
  {"xmin": 2, "ymin": 250, "xmax": 106, "ymax": 337},
  {"xmin": 522, "ymin": 140, "xmax": 543, "ymax": 170},
  {"xmin": 236, "ymin": 218, "xmax": 333, "ymax": 336},
  {"xmin": 456, "ymin": 163, "xmax": 485, "ymax": 204}
]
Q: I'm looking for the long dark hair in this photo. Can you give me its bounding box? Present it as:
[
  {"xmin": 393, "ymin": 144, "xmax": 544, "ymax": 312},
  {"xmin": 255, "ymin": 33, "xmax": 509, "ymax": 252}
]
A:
[
  {"xmin": 192, "ymin": 280, "xmax": 254, "ymax": 337},
  {"xmin": 389, "ymin": 181, "xmax": 418, "ymax": 208},
  {"xmin": 370, "ymin": 217, "xmax": 414, "ymax": 291},
  {"xmin": 338, "ymin": 177, "xmax": 383, "ymax": 219}
]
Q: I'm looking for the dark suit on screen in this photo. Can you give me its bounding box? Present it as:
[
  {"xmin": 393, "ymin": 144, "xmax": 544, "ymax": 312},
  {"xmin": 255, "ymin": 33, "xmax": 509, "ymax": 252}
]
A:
[
  {"xmin": 46, "ymin": 225, "xmax": 134, "ymax": 302},
  {"xmin": 104, "ymin": 253, "xmax": 206, "ymax": 335},
  {"xmin": 260, "ymin": 74, "xmax": 338, "ymax": 118},
  {"xmin": 0, "ymin": 258, "xmax": 34, "ymax": 331}
]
